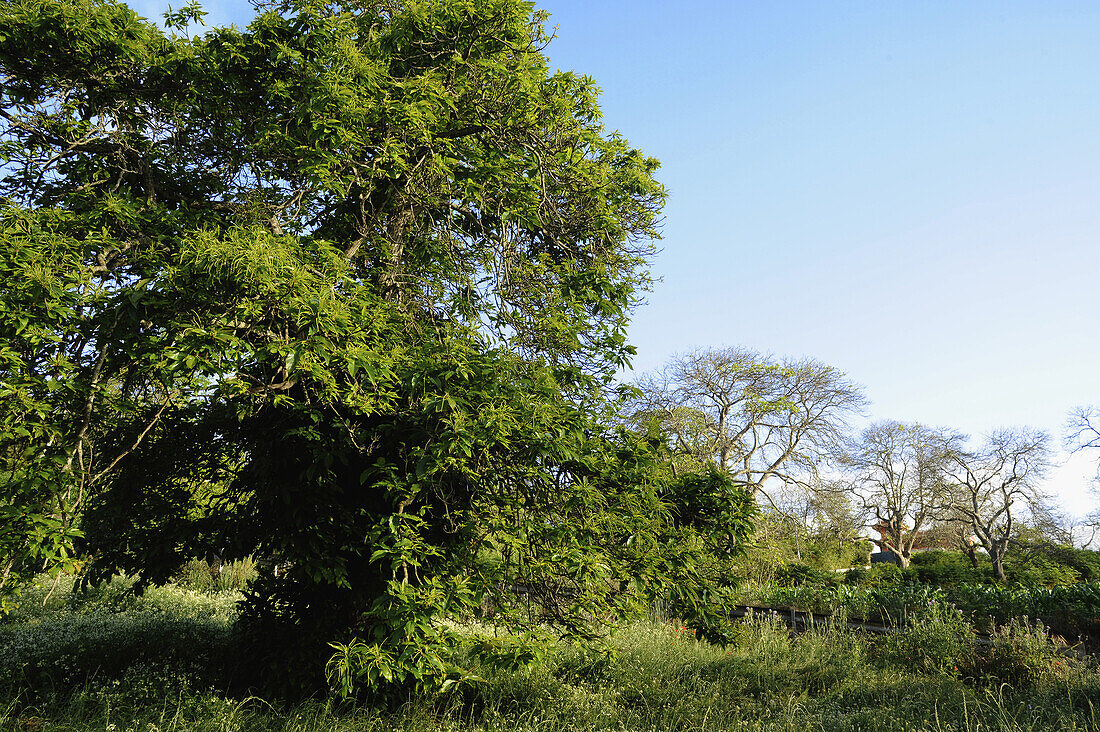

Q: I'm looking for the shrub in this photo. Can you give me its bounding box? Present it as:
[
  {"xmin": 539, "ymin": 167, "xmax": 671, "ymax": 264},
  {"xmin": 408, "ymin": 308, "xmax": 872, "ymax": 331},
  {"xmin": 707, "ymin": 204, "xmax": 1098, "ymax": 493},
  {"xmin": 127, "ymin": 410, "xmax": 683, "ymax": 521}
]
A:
[
  {"xmin": 843, "ymin": 566, "xmax": 867, "ymax": 585},
  {"xmin": 62, "ymin": 576, "xmax": 240, "ymax": 621},
  {"xmin": 773, "ymin": 563, "xmax": 836, "ymax": 588},
  {"xmin": 217, "ymin": 556, "xmax": 256, "ymax": 592},
  {"xmin": 173, "ymin": 557, "xmax": 256, "ymax": 593},
  {"xmin": 906, "ymin": 550, "xmax": 981, "ymax": 586},
  {"xmin": 842, "ymin": 565, "xmax": 896, "ymax": 588},
  {"xmin": 0, "ymin": 574, "xmax": 76, "ymax": 624},
  {"xmin": 976, "ymin": 617, "xmax": 1070, "ymax": 687},
  {"xmin": 1004, "ymin": 553, "xmax": 1083, "ymax": 587},
  {"xmin": 883, "ymin": 601, "xmax": 973, "ymax": 677},
  {"xmin": 1048, "ymin": 545, "xmax": 1100, "ymax": 581},
  {"xmin": 0, "ymin": 611, "xmax": 234, "ymax": 692},
  {"xmin": 176, "ymin": 559, "xmax": 218, "ymax": 593}
]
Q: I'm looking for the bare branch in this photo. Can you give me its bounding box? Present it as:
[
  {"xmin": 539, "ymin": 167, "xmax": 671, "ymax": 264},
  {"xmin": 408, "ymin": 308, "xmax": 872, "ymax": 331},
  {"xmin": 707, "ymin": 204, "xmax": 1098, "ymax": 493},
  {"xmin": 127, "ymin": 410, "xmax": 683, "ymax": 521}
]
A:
[{"xmin": 627, "ymin": 346, "xmax": 866, "ymax": 501}]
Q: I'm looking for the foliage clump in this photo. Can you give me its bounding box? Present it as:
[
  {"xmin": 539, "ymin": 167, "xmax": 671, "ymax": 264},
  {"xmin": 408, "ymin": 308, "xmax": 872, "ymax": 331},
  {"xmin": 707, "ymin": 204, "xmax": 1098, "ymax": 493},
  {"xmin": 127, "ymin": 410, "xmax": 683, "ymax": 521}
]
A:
[
  {"xmin": 973, "ymin": 617, "xmax": 1071, "ymax": 687},
  {"xmin": 0, "ymin": 0, "xmax": 689, "ymax": 698},
  {"xmin": 881, "ymin": 601, "xmax": 974, "ymax": 678}
]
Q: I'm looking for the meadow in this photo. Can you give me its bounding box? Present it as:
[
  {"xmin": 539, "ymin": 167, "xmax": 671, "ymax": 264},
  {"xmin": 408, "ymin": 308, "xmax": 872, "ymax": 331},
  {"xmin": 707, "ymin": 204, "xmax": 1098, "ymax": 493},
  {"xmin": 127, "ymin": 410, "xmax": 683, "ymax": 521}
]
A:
[{"xmin": 3, "ymin": 571, "xmax": 1100, "ymax": 732}]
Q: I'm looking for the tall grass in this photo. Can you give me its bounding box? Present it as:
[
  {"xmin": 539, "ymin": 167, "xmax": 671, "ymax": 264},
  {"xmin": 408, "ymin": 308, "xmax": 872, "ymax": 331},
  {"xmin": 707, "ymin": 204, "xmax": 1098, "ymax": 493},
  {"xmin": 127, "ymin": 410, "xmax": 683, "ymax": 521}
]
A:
[{"xmin": 2, "ymin": 576, "xmax": 1099, "ymax": 731}]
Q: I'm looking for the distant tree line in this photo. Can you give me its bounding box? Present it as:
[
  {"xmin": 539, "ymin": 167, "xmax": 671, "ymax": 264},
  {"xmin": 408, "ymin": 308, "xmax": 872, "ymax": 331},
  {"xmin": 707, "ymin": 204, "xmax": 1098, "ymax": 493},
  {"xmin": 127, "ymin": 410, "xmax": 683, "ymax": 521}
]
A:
[{"xmin": 629, "ymin": 346, "xmax": 1096, "ymax": 581}]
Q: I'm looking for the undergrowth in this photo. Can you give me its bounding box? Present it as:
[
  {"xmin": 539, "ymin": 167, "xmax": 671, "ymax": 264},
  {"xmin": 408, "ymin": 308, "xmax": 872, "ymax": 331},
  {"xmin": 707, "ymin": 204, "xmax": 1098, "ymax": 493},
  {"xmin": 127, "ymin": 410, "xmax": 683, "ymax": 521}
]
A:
[{"xmin": 1, "ymin": 576, "xmax": 1098, "ymax": 731}]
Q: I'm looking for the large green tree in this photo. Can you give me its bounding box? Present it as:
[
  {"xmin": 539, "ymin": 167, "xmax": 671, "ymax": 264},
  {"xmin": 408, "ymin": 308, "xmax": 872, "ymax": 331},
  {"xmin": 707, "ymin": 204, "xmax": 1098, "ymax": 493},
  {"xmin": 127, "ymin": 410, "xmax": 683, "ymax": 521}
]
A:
[{"xmin": 0, "ymin": 0, "xmax": 678, "ymax": 695}]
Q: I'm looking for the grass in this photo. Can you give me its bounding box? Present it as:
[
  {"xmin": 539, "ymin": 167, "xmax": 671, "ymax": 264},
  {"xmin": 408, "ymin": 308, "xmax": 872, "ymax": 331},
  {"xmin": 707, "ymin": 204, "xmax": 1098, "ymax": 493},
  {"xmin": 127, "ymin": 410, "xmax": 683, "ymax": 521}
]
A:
[
  {"xmin": 730, "ymin": 578, "xmax": 1100, "ymax": 641},
  {"xmin": 2, "ymin": 577, "xmax": 1100, "ymax": 731}
]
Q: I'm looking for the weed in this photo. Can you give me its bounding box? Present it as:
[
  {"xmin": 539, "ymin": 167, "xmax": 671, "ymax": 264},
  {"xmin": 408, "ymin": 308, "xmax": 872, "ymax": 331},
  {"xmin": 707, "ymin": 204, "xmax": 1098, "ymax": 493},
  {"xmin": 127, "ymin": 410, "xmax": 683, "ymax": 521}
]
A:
[
  {"xmin": 977, "ymin": 617, "xmax": 1073, "ymax": 688},
  {"xmin": 4, "ymin": 575, "xmax": 1100, "ymax": 731},
  {"xmin": 882, "ymin": 600, "xmax": 974, "ymax": 677}
]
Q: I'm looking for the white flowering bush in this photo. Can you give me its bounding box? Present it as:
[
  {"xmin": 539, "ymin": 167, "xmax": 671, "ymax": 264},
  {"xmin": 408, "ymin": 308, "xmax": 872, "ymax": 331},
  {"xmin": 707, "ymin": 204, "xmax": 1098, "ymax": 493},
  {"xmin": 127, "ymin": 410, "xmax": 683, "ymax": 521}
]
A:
[
  {"xmin": 2, "ymin": 574, "xmax": 241, "ymax": 625},
  {"xmin": 0, "ymin": 575, "xmax": 241, "ymax": 694},
  {"xmin": 0, "ymin": 610, "xmax": 234, "ymax": 690},
  {"xmin": 0, "ymin": 574, "xmax": 77, "ymax": 623},
  {"xmin": 64, "ymin": 576, "xmax": 241, "ymax": 621}
]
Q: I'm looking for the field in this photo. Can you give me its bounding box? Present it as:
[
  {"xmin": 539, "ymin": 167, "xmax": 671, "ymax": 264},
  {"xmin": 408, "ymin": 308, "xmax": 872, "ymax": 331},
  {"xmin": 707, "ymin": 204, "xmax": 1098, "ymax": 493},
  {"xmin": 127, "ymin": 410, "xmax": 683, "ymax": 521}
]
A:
[{"xmin": 3, "ymin": 574, "xmax": 1100, "ymax": 732}]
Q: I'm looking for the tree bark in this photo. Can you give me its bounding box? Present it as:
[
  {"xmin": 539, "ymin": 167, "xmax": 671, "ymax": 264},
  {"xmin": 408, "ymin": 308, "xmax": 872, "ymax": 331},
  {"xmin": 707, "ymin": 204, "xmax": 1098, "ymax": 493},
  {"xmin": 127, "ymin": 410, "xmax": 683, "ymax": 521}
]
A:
[{"xmin": 992, "ymin": 556, "xmax": 1006, "ymax": 581}]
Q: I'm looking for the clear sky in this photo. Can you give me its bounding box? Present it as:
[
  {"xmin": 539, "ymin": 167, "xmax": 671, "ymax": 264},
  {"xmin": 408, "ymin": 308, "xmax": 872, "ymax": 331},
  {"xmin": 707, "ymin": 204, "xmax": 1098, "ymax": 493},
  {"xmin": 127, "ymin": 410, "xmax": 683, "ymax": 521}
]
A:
[
  {"xmin": 136, "ymin": 0, "xmax": 1100, "ymax": 519},
  {"xmin": 531, "ymin": 1, "xmax": 1100, "ymax": 518}
]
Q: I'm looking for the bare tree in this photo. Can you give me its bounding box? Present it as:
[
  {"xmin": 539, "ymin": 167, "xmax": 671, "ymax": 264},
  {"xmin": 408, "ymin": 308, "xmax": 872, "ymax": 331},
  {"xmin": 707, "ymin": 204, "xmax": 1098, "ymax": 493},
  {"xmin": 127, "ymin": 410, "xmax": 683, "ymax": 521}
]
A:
[
  {"xmin": 1023, "ymin": 499, "xmax": 1076, "ymax": 546},
  {"xmin": 1065, "ymin": 405, "xmax": 1100, "ymax": 543},
  {"xmin": 790, "ymin": 480, "xmax": 869, "ymax": 562},
  {"xmin": 629, "ymin": 347, "xmax": 866, "ymax": 503},
  {"xmin": 1066, "ymin": 406, "xmax": 1100, "ymax": 462},
  {"xmin": 942, "ymin": 428, "xmax": 1051, "ymax": 581},
  {"xmin": 1066, "ymin": 406, "xmax": 1100, "ymax": 489},
  {"xmin": 844, "ymin": 421, "xmax": 961, "ymax": 568}
]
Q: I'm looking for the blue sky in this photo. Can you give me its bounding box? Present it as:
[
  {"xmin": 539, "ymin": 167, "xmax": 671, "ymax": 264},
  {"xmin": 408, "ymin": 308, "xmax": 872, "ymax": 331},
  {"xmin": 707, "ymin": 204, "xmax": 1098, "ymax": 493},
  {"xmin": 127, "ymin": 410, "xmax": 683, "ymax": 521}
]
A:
[
  {"xmin": 138, "ymin": 0, "xmax": 1100, "ymax": 517},
  {"xmin": 532, "ymin": 1, "xmax": 1100, "ymax": 515}
]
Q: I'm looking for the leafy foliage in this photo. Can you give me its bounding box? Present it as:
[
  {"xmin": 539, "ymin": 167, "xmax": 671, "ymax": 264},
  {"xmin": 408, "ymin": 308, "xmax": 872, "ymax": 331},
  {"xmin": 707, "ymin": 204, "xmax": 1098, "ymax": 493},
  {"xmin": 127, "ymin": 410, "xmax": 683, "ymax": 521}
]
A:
[
  {"xmin": 882, "ymin": 600, "xmax": 974, "ymax": 678},
  {"xmin": 649, "ymin": 470, "xmax": 757, "ymax": 643},
  {"xmin": 0, "ymin": 211, "xmax": 96, "ymax": 608},
  {"xmin": 979, "ymin": 617, "xmax": 1070, "ymax": 687},
  {"xmin": 735, "ymin": 575, "xmax": 1100, "ymax": 641},
  {"xmin": 0, "ymin": 0, "xmax": 673, "ymax": 696}
]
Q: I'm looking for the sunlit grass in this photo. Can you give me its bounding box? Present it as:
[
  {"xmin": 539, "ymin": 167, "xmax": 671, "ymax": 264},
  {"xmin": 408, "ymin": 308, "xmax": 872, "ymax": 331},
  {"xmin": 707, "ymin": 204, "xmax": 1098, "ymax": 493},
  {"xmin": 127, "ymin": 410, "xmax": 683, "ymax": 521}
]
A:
[{"xmin": 2, "ymin": 577, "xmax": 1099, "ymax": 731}]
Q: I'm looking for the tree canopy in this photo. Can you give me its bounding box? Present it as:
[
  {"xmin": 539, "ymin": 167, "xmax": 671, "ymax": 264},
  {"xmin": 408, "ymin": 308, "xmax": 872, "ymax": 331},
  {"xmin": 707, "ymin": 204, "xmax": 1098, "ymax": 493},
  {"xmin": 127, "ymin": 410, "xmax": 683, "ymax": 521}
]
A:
[
  {"xmin": 0, "ymin": 0, "xmax": 704, "ymax": 696},
  {"xmin": 942, "ymin": 428, "xmax": 1051, "ymax": 581},
  {"xmin": 629, "ymin": 347, "xmax": 865, "ymax": 503},
  {"xmin": 843, "ymin": 421, "xmax": 960, "ymax": 568}
]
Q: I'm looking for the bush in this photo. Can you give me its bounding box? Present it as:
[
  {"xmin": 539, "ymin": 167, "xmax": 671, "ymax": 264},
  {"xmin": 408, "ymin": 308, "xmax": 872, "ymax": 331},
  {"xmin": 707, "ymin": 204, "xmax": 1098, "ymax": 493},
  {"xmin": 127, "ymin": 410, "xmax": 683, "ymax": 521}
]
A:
[
  {"xmin": 976, "ymin": 617, "xmax": 1071, "ymax": 687},
  {"xmin": 1004, "ymin": 552, "xmax": 1083, "ymax": 588},
  {"xmin": 0, "ymin": 611, "xmax": 234, "ymax": 692},
  {"xmin": 883, "ymin": 601, "xmax": 973, "ymax": 677},
  {"xmin": 906, "ymin": 550, "xmax": 981, "ymax": 586},
  {"xmin": 0, "ymin": 574, "xmax": 243, "ymax": 696},
  {"xmin": 0, "ymin": 574, "xmax": 77, "ymax": 623},
  {"xmin": 173, "ymin": 557, "xmax": 256, "ymax": 593},
  {"xmin": 1046, "ymin": 545, "xmax": 1100, "ymax": 581},
  {"xmin": 845, "ymin": 562, "xmax": 905, "ymax": 588},
  {"xmin": 1, "ymin": 574, "xmax": 234, "ymax": 626},
  {"xmin": 802, "ymin": 538, "xmax": 873, "ymax": 571},
  {"xmin": 773, "ymin": 563, "xmax": 836, "ymax": 588},
  {"xmin": 62, "ymin": 576, "xmax": 240, "ymax": 621}
]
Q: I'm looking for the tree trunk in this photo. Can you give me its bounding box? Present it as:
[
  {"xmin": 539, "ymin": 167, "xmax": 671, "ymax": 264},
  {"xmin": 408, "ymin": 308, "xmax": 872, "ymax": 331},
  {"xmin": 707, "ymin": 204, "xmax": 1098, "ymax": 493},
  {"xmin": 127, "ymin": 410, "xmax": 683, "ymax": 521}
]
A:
[{"xmin": 991, "ymin": 555, "xmax": 1006, "ymax": 581}]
